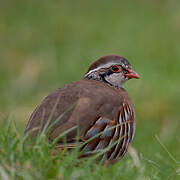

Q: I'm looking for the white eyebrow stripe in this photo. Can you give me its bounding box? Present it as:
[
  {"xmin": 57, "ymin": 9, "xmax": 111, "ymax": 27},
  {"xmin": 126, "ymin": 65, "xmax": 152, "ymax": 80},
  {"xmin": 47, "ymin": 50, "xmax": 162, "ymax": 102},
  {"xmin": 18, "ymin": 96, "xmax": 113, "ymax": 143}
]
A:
[{"xmin": 85, "ymin": 62, "xmax": 118, "ymax": 76}]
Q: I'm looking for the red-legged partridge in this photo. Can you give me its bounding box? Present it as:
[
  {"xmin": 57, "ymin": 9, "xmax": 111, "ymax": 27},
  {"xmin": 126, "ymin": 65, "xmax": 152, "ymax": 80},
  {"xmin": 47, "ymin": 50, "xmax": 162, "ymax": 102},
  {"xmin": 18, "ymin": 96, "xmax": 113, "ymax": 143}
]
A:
[{"xmin": 25, "ymin": 55, "xmax": 140, "ymax": 163}]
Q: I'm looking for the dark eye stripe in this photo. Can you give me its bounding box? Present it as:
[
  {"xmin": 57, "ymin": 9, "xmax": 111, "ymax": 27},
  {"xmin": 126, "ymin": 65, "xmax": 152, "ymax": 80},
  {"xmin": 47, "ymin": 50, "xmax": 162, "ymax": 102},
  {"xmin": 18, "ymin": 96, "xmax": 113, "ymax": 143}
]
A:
[{"xmin": 110, "ymin": 65, "xmax": 122, "ymax": 72}]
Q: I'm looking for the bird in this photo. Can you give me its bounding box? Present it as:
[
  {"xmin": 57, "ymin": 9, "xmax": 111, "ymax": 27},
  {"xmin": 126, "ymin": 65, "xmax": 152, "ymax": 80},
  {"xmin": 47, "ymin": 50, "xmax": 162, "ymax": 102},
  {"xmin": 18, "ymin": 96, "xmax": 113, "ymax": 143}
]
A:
[{"xmin": 24, "ymin": 55, "xmax": 140, "ymax": 163}]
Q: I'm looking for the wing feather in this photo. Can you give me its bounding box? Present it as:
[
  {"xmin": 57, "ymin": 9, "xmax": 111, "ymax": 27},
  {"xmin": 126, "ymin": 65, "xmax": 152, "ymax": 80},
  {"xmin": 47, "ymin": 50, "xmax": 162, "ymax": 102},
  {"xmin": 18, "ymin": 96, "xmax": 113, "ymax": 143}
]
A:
[{"xmin": 56, "ymin": 102, "xmax": 135, "ymax": 162}]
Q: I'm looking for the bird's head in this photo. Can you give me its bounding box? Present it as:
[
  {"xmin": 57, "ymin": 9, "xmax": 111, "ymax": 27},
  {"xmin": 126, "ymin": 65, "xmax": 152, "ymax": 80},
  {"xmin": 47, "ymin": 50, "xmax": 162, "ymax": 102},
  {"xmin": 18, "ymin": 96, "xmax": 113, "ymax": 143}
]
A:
[{"xmin": 83, "ymin": 55, "xmax": 140, "ymax": 88}]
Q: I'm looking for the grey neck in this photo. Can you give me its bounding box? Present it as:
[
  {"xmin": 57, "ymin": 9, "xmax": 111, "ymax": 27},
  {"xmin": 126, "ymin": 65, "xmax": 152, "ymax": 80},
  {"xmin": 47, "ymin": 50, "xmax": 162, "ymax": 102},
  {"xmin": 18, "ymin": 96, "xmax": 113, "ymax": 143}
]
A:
[
  {"xmin": 83, "ymin": 71, "xmax": 103, "ymax": 81},
  {"xmin": 83, "ymin": 72, "xmax": 123, "ymax": 89}
]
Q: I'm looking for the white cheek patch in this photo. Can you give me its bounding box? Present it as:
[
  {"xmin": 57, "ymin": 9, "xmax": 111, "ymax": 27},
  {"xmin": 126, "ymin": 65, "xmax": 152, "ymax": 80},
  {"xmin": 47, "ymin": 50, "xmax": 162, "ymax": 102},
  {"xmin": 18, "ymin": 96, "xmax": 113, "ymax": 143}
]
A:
[{"xmin": 104, "ymin": 73, "xmax": 127, "ymax": 87}]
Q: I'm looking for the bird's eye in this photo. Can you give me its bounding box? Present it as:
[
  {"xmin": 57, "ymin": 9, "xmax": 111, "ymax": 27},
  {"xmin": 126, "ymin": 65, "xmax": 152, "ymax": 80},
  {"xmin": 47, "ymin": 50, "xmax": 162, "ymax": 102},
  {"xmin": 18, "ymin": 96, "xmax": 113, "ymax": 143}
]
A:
[{"xmin": 110, "ymin": 65, "xmax": 122, "ymax": 72}]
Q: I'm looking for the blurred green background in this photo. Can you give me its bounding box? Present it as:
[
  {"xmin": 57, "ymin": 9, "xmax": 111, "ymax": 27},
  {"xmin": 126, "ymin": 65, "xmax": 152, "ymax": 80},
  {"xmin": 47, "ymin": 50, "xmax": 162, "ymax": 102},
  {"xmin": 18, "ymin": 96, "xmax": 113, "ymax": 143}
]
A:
[{"xmin": 0, "ymin": 0, "xmax": 180, "ymax": 179}]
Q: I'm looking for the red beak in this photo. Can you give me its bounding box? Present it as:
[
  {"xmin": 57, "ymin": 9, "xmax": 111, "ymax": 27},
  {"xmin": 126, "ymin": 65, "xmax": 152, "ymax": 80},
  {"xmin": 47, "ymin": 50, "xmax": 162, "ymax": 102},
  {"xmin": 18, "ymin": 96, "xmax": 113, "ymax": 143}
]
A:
[{"xmin": 124, "ymin": 69, "xmax": 140, "ymax": 79}]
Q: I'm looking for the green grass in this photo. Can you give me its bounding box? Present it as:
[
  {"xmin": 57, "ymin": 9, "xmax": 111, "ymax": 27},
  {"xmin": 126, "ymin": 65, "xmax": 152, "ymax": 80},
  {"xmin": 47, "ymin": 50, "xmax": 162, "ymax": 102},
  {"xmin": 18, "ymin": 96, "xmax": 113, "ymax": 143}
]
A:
[
  {"xmin": 0, "ymin": 117, "xmax": 179, "ymax": 179},
  {"xmin": 0, "ymin": 0, "xmax": 180, "ymax": 179}
]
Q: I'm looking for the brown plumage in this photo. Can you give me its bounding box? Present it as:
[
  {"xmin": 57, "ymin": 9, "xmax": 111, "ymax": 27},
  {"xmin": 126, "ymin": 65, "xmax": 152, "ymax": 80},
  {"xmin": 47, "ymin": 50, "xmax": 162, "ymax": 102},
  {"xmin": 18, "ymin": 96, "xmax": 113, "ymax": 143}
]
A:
[{"xmin": 25, "ymin": 55, "xmax": 139, "ymax": 163}]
